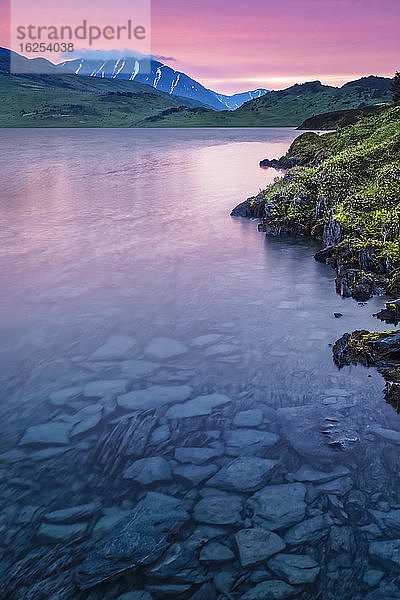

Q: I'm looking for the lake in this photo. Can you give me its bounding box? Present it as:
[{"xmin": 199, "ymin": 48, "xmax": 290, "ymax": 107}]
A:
[{"xmin": 0, "ymin": 128, "xmax": 398, "ymax": 600}]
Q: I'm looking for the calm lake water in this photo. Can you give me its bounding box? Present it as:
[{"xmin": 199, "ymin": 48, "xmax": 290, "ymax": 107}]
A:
[{"xmin": 0, "ymin": 128, "xmax": 399, "ymax": 600}]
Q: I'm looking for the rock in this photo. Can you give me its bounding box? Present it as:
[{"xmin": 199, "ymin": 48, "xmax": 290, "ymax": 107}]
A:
[
  {"xmin": 123, "ymin": 457, "xmax": 172, "ymax": 485},
  {"xmin": 370, "ymin": 509, "xmax": 400, "ymax": 533},
  {"xmin": 199, "ymin": 542, "xmax": 235, "ymax": 563},
  {"xmin": 233, "ymin": 409, "xmax": 264, "ymax": 427},
  {"xmin": 248, "ymin": 483, "xmax": 307, "ymax": 530},
  {"xmin": 186, "ymin": 525, "xmax": 226, "ymax": 550},
  {"xmin": 146, "ymin": 542, "xmax": 199, "ymax": 579},
  {"xmin": 187, "ymin": 582, "xmax": 217, "ymax": 600},
  {"xmin": 268, "ymin": 553, "xmax": 320, "ymax": 584},
  {"xmin": 292, "ymin": 464, "xmax": 350, "ymax": 483},
  {"xmin": 19, "ymin": 422, "xmax": 72, "ymax": 446},
  {"xmin": 93, "ymin": 506, "xmax": 131, "ymax": 537},
  {"xmin": 191, "ymin": 334, "xmax": 223, "ymax": 347},
  {"xmin": 214, "ymin": 571, "xmax": 235, "ymax": 593},
  {"xmin": 150, "ymin": 425, "xmax": 170, "ymax": 445},
  {"xmin": 369, "ymin": 540, "xmax": 400, "ymax": 570},
  {"xmin": 285, "ymin": 514, "xmax": 333, "ymax": 545},
  {"xmin": 316, "ymin": 476, "xmax": 353, "ymax": 496},
  {"xmin": 84, "ymin": 380, "xmax": 129, "ymax": 397},
  {"xmin": 77, "ymin": 492, "xmax": 189, "ymax": 589},
  {"xmin": 235, "ymin": 528, "xmax": 286, "ymax": 566},
  {"xmin": 174, "ymin": 463, "xmax": 218, "ymax": 485},
  {"xmin": 242, "ymin": 580, "xmax": 298, "ymax": 599},
  {"xmin": 193, "ymin": 494, "xmax": 243, "ymax": 526},
  {"xmin": 145, "ymin": 337, "xmax": 188, "ymax": 359},
  {"xmin": 208, "ymin": 457, "xmax": 278, "ymax": 493},
  {"xmin": 71, "ymin": 405, "xmax": 103, "ymax": 437},
  {"xmin": 369, "ymin": 426, "xmax": 400, "ymax": 444},
  {"xmin": 121, "ymin": 360, "xmax": 160, "ymax": 378},
  {"xmin": 116, "ymin": 592, "xmax": 154, "ymax": 600},
  {"xmin": 334, "ymin": 313, "xmax": 343, "ymax": 318},
  {"xmin": 165, "ymin": 394, "xmax": 231, "ymax": 419},
  {"xmin": 49, "ymin": 386, "xmax": 82, "ymax": 406},
  {"xmin": 225, "ymin": 429, "xmax": 279, "ymax": 456},
  {"xmin": 174, "ymin": 446, "xmax": 221, "ymax": 465},
  {"xmin": 363, "ymin": 569, "xmax": 384, "ymax": 587},
  {"xmin": 117, "ymin": 385, "xmax": 192, "ymax": 411},
  {"xmin": 91, "ymin": 334, "xmax": 137, "ymax": 360},
  {"xmin": 44, "ymin": 503, "xmax": 100, "ymax": 524},
  {"xmin": 37, "ymin": 522, "xmax": 88, "ymax": 544},
  {"xmin": 146, "ymin": 584, "xmax": 191, "ymax": 598}
]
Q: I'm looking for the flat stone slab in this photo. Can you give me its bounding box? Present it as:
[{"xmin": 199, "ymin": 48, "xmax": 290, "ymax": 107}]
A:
[
  {"xmin": 174, "ymin": 446, "xmax": 221, "ymax": 465},
  {"xmin": 285, "ymin": 514, "xmax": 333, "ymax": 545},
  {"xmin": 369, "ymin": 540, "xmax": 400, "ymax": 570},
  {"xmin": 268, "ymin": 553, "xmax": 320, "ymax": 584},
  {"xmin": 233, "ymin": 409, "xmax": 264, "ymax": 428},
  {"xmin": 225, "ymin": 429, "xmax": 279, "ymax": 456},
  {"xmin": 49, "ymin": 386, "xmax": 83, "ymax": 406},
  {"xmin": 123, "ymin": 457, "xmax": 172, "ymax": 485},
  {"xmin": 165, "ymin": 394, "xmax": 231, "ymax": 419},
  {"xmin": 199, "ymin": 542, "xmax": 235, "ymax": 563},
  {"xmin": 77, "ymin": 492, "xmax": 189, "ymax": 589},
  {"xmin": 191, "ymin": 334, "xmax": 223, "ymax": 347},
  {"xmin": 44, "ymin": 502, "xmax": 100, "ymax": 524},
  {"xmin": 117, "ymin": 385, "xmax": 193, "ymax": 411},
  {"xmin": 145, "ymin": 337, "xmax": 188, "ymax": 359},
  {"xmin": 146, "ymin": 541, "xmax": 198, "ymax": 579},
  {"xmin": 174, "ymin": 464, "xmax": 218, "ymax": 485},
  {"xmin": 116, "ymin": 592, "xmax": 154, "ymax": 600},
  {"xmin": 208, "ymin": 457, "xmax": 278, "ymax": 492},
  {"xmin": 120, "ymin": 360, "xmax": 160, "ymax": 378},
  {"xmin": 369, "ymin": 426, "xmax": 400, "ymax": 444},
  {"xmin": 247, "ymin": 483, "xmax": 307, "ymax": 530},
  {"xmin": 91, "ymin": 334, "xmax": 137, "ymax": 360},
  {"xmin": 19, "ymin": 422, "xmax": 72, "ymax": 446},
  {"xmin": 235, "ymin": 528, "xmax": 286, "ymax": 566},
  {"xmin": 193, "ymin": 495, "xmax": 243, "ymax": 526},
  {"xmin": 292, "ymin": 464, "xmax": 350, "ymax": 483},
  {"xmin": 315, "ymin": 476, "xmax": 353, "ymax": 496},
  {"xmin": 84, "ymin": 380, "xmax": 129, "ymax": 398},
  {"xmin": 150, "ymin": 425, "xmax": 170, "ymax": 445},
  {"xmin": 37, "ymin": 521, "xmax": 88, "ymax": 544},
  {"xmin": 242, "ymin": 580, "xmax": 297, "ymax": 599}
]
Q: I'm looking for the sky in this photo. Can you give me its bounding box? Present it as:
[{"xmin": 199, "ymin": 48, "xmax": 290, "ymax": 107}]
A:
[{"xmin": 2, "ymin": 0, "xmax": 400, "ymax": 94}]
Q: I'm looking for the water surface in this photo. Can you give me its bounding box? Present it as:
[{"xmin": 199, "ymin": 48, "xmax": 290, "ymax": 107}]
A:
[{"xmin": 0, "ymin": 128, "xmax": 398, "ymax": 600}]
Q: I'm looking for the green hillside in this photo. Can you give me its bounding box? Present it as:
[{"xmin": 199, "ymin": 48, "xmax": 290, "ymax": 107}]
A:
[{"xmin": 137, "ymin": 78, "xmax": 391, "ymax": 127}]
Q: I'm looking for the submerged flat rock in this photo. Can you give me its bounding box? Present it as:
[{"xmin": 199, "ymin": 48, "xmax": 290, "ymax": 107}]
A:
[
  {"xmin": 235, "ymin": 528, "xmax": 286, "ymax": 566},
  {"xmin": 123, "ymin": 457, "xmax": 173, "ymax": 485},
  {"xmin": 91, "ymin": 334, "xmax": 137, "ymax": 360},
  {"xmin": 242, "ymin": 579, "xmax": 297, "ymax": 599},
  {"xmin": 145, "ymin": 337, "xmax": 188, "ymax": 359},
  {"xmin": 285, "ymin": 514, "xmax": 333, "ymax": 545},
  {"xmin": 174, "ymin": 463, "xmax": 219, "ymax": 485},
  {"xmin": 233, "ymin": 409, "xmax": 264, "ymax": 428},
  {"xmin": 199, "ymin": 541, "xmax": 235, "ymax": 563},
  {"xmin": 44, "ymin": 502, "xmax": 100, "ymax": 524},
  {"xmin": 84, "ymin": 380, "xmax": 129, "ymax": 398},
  {"xmin": 117, "ymin": 385, "xmax": 192, "ymax": 411},
  {"xmin": 37, "ymin": 521, "xmax": 88, "ymax": 544},
  {"xmin": 268, "ymin": 553, "xmax": 320, "ymax": 584},
  {"xmin": 174, "ymin": 446, "xmax": 221, "ymax": 465},
  {"xmin": 49, "ymin": 386, "xmax": 83, "ymax": 406},
  {"xmin": 225, "ymin": 429, "xmax": 279, "ymax": 456},
  {"xmin": 208, "ymin": 457, "xmax": 278, "ymax": 492},
  {"xmin": 193, "ymin": 494, "xmax": 243, "ymax": 526},
  {"xmin": 165, "ymin": 393, "xmax": 231, "ymax": 419},
  {"xmin": 369, "ymin": 540, "xmax": 400, "ymax": 569},
  {"xmin": 19, "ymin": 422, "xmax": 72, "ymax": 446},
  {"xmin": 292, "ymin": 464, "xmax": 350, "ymax": 483},
  {"xmin": 248, "ymin": 483, "xmax": 307, "ymax": 530},
  {"xmin": 120, "ymin": 360, "xmax": 160, "ymax": 378},
  {"xmin": 77, "ymin": 492, "xmax": 189, "ymax": 589}
]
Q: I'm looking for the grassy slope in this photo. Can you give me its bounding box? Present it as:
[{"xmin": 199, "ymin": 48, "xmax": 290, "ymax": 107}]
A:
[
  {"xmin": 237, "ymin": 105, "xmax": 400, "ymax": 258},
  {"xmin": 137, "ymin": 80, "xmax": 391, "ymax": 128},
  {"xmin": 0, "ymin": 73, "xmax": 204, "ymax": 128}
]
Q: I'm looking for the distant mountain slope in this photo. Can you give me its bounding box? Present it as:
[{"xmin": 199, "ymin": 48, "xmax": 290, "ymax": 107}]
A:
[
  {"xmin": 137, "ymin": 78, "xmax": 392, "ymax": 127},
  {"xmin": 58, "ymin": 56, "xmax": 267, "ymax": 110},
  {"xmin": 0, "ymin": 48, "xmax": 207, "ymax": 127},
  {"xmin": 212, "ymin": 88, "xmax": 267, "ymax": 110}
]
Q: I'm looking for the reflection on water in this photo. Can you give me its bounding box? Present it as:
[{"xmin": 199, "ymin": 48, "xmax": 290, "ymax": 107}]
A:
[{"xmin": 0, "ymin": 128, "xmax": 399, "ymax": 600}]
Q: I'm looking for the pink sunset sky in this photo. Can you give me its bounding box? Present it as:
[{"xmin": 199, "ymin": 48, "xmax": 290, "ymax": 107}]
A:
[{"xmin": 1, "ymin": 0, "xmax": 400, "ymax": 93}]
